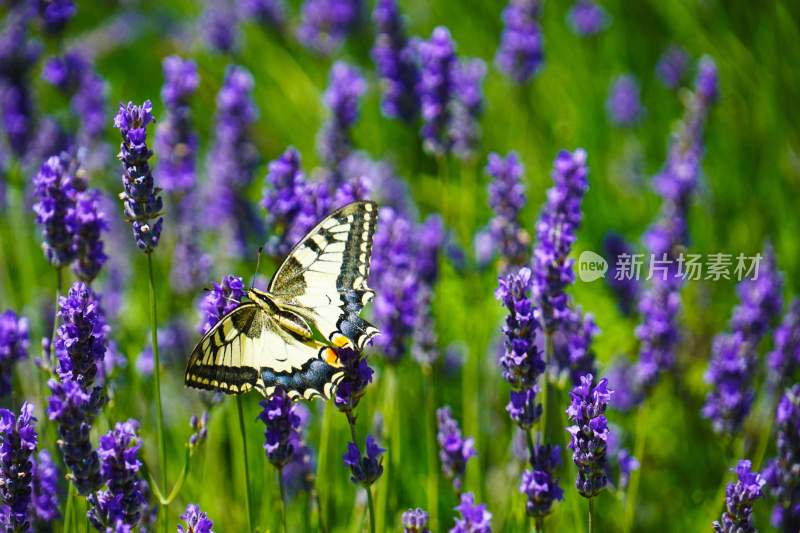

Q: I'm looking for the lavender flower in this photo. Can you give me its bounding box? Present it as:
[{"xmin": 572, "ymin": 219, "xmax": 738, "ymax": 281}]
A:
[
  {"xmin": 199, "ymin": 275, "xmax": 246, "ymax": 334},
  {"xmin": 207, "ymin": 66, "xmax": 260, "ymax": 249},
  {"xmin": 47, "ymin": 377, "xmax": 103, "ymax": 494},
  {"xmin": 37, "ymin": 0, "xmax": 76, "ymax": 34},
  {"xmin": 280, "ymin": 404, "xmax": 315, "ymax": 498},
  {"xmin": 333, "ymin": 347, "xmax": 374, "ymax": 414},
  {"xmin": 114, "ymin": 100, "xmax": 164, "ymax": 252},
  {"xmin": 73, "ymin": 188, "xmax": 109, "ymax": 282},
  {"xmin": 0, "ymin": 402, "xmax": 37, "ymax": 532},
  {"xmin": 33, "ymin": 154, "xmax": 78, "ymax": 268},
  {"xmin": 656, "ymin": 46, "xmax": 689, "ymax": 89},
  {"xmin": 436, "ymin": 406, "xmax": 476, "ymax": 491},
  {"xmin": 370, "ymin": 208, "xmax": 418, "ymax": 362},
  {"xmin": 417, "ymin": 27, "xmax": 456, "ymax": 155},
  {"xmin": 567, "ymin": 0, "xmax": 608, "ymax": 36},
  {"xmin": 297, "ymin": 0, "xmax": 362, "ymax": 54},
  {"xmin": 342, "ymin": 434, "xmax": 385, "ymax": 487},
  {"xmin": 552, "ymin": 307, "xmax": 598, "ymax": 385},
  {"xmin": 411, "ymin": 215, "xmax": 445, "ymax": 366},
  {"xmin": 603, "ymin": 233, "xmax": 640, "ymax": 316},
  {"xmin": 607, "ymin": 75, "xmax": 643, "ymax": 126},
  {"xmin": 532, "ymin": 149, "xmax": 589, "ymax": 333},
  {"xmin": 450, "ymin": 492, "xmax": 492, "ymax": 533},
  {"xmin": 0, "ymin": 310, "xmax": 29, "ymax": 397},
  {"xmin": 318, "ymin": 62, "xmax": 367, "ymax": 173},
  {"xmin": 371, "ymin": 0, "xmax": 419, "ymax": 121},
  {"xmin": 486, "ymin": 152, "xmax": 530, "ymax": 268},
  {"xmin": 704, "ymin": 245, "xmax": 783, "ymax": 435},
  {"xmin": 240, "ymin": 0, "xmax": 285, "ymax": 30},
  {"xmin": 730, "ymin": 244, "xmax": 783, "ymax": 342},
  {"xmin": 606, "ymin": 429, "xmax": 639, "ymax": 490},
  {"xmin": 402, "ymin": 508, "xmax": 430, "ymax": 533},
  {"xmin": 763, "ymin": 385, "xmax": 800, "ymax": 531},
  {"xmin": 566, "ymin": 374, "xmax": 612, "ymax": 498},
  {"xmin": 258, "ymin": 387, "xmax": 302, "ymax": 468},
  {"xmin": 178, "ymin": 504, "xmax": 215, "ymax": 533},
  {"xmin": 171, "ymin": 199, "xmax": 212, "ymax": 294},
  {"xmin": 713, "ymin": 460, "xmax": 764, "ymax": 533},
  {"xmin": 767, "ymin": 299, "xmax": 800, "ymax": 388},
  {"xmin": 449, "ymin": 58, "xmax": 486, "ymax": 161},
  {"xmin": 202, "ymin": 2, "xmax": 240, "ymax": 52},
  {"xmin": 88, "ymin": 420, "xmax": 148, "ymax": 530},
  {"xmin": 0, "ymin": 11, "xmax": 41, "ymax": 156},
  {"xmin": 32, "ymin": 449, "xmax": 60, "ymax": 523},
  {"xmin": 55, "ymin": 282, "xmax": 107, "ymax": 387},
  {"xmin": 520, "ymin": 444, "xmax": 563, "ymax": 519},
  {"xmin": 696, "ymin": 55, "xmax": 719, "ymax": 105},
  {"xmin": 42, "ymin": 51, "xmax": 87, "ymax": 93},
  {"xmin": 188, "ymin": 412, "xmax": 209, "ymax": 449},
  {"xmin": 155, "ymin": 56, "xmax": 199, "ymax": 195},
  {"xmin": 606, "ymin": 358, "xmax": 641, "ymax": 412},
  {"xmin": 495, "ymin": 0, "xmax": 543, "ymax": 84}
]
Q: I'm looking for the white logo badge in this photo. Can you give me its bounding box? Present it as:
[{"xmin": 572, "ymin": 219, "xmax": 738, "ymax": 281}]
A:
[{"xmin": 578, "ymin": 251, "xmax": 608, "ymax": 282}]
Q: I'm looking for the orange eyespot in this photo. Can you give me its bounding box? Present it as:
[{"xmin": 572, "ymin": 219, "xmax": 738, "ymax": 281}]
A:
[
  {"xmin": 332, "ymin": 334, "xmax": 352, "ymax": 348},
  {"xmin": 324, "ymin": 348, "xmax": 339, "ymax": 365}
]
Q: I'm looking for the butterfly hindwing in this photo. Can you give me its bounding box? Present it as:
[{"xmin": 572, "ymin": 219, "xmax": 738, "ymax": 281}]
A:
[
  {"xmin": 184, "ymin": 303, "xmax": 344, "ymax": 400},
  {"xmin": 269, "ymin": 201, "xmax": 379, "ymax": 349}
]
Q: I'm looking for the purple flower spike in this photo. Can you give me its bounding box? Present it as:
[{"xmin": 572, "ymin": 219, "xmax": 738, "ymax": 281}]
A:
[
  {"xmin": 552, "ymin": 307, "xmax": 598, "ymax": 385},
  {"xmin": 198, "ymin": 275, "xmax": 246, "ymax": 334},
  {"xmin": 449, "ymin": 58, "xmax": 486, "ymax": 161},
  {"xmin": 730, "ymin": 244, "xmax": 783, "ymax": 342},
  {"xmin": 487, "ymin": 151, "xmax": 530, "ymax": 268},
  {"xmin": 203, "ymin": 3, "xmax": 240, "ymax": 52},
  {"xmin": 73, "ymin": 188, "xmax": 109, "ymax": 282},
  {"xmin": 450, "ymin": 492, "xmax": 492, "ymax": 533},
  {"xmin": 179, "ymin": 503, "xmax": 215, "ymax": 533},
  {"xmin": 0, "ymin": 310, "xmax": 29, "ymax": 397},
  {"xmin": 656, "ymin": 46, "xmax": 689, "ymax": 89},
  {"xmin": 696, "ymin": 55, "xmax": 719, "ymax": 105},
  {"xmin": 436, "ymin": 406, "xmax": 476, "ymax": 491},
  {"xmin": 88, "ymin": 420, "xmax": 148, "ymax": 530},
  {"xmin": 0, "ymin": 402, "xmax": 37, "ymax": 532},
  {"xmin": 114, "ymin": 100, "xmax": 164, "ymax": 252},
  {"xmin": 713, "ymin": 460, "xmax": 764, "ymax": 533},
  {"xmin": 495, "ymin": 0, "xmax": 544, "ymax": 84},
  {"xmin": 55, "ymin": 282, "xmax": 108, "ymax": 387},
  {"xmin": 603, "ymin": 233, "xmax": 640, "ymax": 316},
  {"xmin": 417, "ymin": 27, "xmax": 456, "ymax": 156},
  {"xmin": 258, "ymin": 387, "xmax": 302, "ymax": 468},
  {"xmin": 47, "ymin": 377, "xmax": 103, "ymax": 495},
  {"xmin": 33, "ymin": 154, "xmax": 78, "ymax": 268},
  {"xmin": 767, "ymin": 299, "xmax": 800, "ymax": 388},
  {"xmin": 297, "ymin": 0, "xmax": 362, "ymax": 55},
  {"xmin": 533, "ymin": 148, "xmax": 589, "ymax": 333},
  {"xmin": 32, "ymin": 449, "xmax": 61, "ymax": 523},
  {"xmin": 241, "ymin": 0, "xmax": 286, "ymax": 30},
  {"xmin": 333, "ymin": 347, "xmax": 374, "ymax": 413},
  {"xmin": 372, "ymin": 0, "xmax": 419, "ymax": 121},
  {"xmin": 566, "ymin": 374, "xmax": 612, "ymax": 498},
  {"xmin": 155, "ymin": 56, "xmax": 199, "ymax": 194},
  {"xmin": 37, "ymin": 0, "xmax": 76, "ymax": 34},
  {"xmin": 188, "ymin": 412, "xmax": 210, "ymax": 449},
  {"xmin": 342, "ymin": 434, "xmax": 385, "ymax": 487},
  {"xmin": 520, "ymin": 444, "xmax": 563, "ymax": 519},
  {"xmin": 763, "ymin": 385, "xmax": 800, "ymax": 530},
  {"xmin": 607, "ymin": 74, "xmax": 644, "ymax": 126},
  {"xmin": 318, "ymin": 61, "xmax": 367, "ymax": 172},
  {"xmin": 402, "ymin": 507, "xmax": 430, "ymax": 533},
  {"xmin": 567, "ymin": 0, "xmax": 608, "ymax": 36}
]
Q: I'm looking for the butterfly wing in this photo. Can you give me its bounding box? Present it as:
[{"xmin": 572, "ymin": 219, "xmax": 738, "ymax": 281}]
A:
[
  {"xmin": 184, "ymin": 303, "xmax": 344, "ymax": 400},
  {"xmin": 268, "ymin": 201, "xmax": 380, "ymax": 349}
]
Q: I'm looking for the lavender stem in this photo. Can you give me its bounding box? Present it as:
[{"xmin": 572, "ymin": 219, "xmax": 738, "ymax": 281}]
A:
[
  {"xmin": 588, "ymin": 497, "xmax": 595, "ymax": 533},
  {"xmin": 236, "ymin": 395, "xmax": 254, "ymax": 532},
  {"xmin": 424, "ymin": 365, "xmax": 439, "ymax": 531},
  {"xmin": 346, "ymin": 413, "xmax": 376, "ymax": 533},
  {"xmin": 277, "ymin": 467, "xmax": 287, "ymax": 533},
  {"xmin": 146, "ymin": 253, "xmax": 168, "ymax": 533}
]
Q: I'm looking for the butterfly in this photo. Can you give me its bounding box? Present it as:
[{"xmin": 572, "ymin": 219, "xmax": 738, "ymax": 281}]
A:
[{"xmin": 185, "ymin": 201, "xmax": 380, "ymax": 401}]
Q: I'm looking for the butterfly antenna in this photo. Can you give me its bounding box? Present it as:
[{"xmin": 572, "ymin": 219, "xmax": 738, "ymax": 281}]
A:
[{"xmin": 250, "ymin": 247, "xmax": 263, "ymax": 290}]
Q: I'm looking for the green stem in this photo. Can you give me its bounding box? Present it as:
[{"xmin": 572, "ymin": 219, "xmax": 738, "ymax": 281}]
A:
[
  {"xmin": 535, "ymin": 517, "xmax": 544, "ymax": 533},
  {"xmin": 317, "ymin": 404, "xmax": 333, "ymax": 529},
  {"xmin": 277, "ymin": 467, "xmax": 287, "ymax": 533},
  {"xmin": 312, "ymin": 489, "xmax": 328, "ymax": 533},
  {"xmin": 588, "ymin": 497, "xmax": 595, "ymax": 533},
  {"xmin": 64, "ymin": 482, "xmax": 75, "ymax": 533},
  {"xmin": 541, "ymin": 334, "xmax": 553, "ymax": 441},
  {"xmin": 236, "ymin": 396, "xmax": 254, "ymax": 532},
  {"xmin": 424, "ymin": 366, "xmax": 439, "ymax": 532},
  {"xmin": 146, "ymin": 253, "xmax": 168, "ymax": 533},
  {"xmin": 623, "ymin": 403, "xmax": 648, "ymax": 533}
]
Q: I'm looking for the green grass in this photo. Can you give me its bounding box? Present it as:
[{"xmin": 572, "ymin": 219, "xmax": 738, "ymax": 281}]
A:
[{"xmin": 3, "ymin": 0, "xmax": 800, "ymax": 531}]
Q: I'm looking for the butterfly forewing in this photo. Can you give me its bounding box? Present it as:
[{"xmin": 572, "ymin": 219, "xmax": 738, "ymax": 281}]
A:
[{"xmin": 268, "ymin": 201, "xmax": 379, "ymax": 349}]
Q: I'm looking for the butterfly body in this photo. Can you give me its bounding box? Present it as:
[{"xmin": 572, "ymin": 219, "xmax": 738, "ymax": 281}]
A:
[{"xmin": 185, "ymin": 201, "xmax": 379, "ymax": 401}]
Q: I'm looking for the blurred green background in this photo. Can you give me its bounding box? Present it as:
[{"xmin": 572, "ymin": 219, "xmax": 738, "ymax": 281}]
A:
[{"xmin": 2, "ymin": 0, "xmax": 800, "ymax": 531}]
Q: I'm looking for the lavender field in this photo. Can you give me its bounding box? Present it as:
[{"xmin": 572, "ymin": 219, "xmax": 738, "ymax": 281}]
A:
[{"xmin": 1, "ymin": 0, "xmax": 799, "ymax": 531}]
